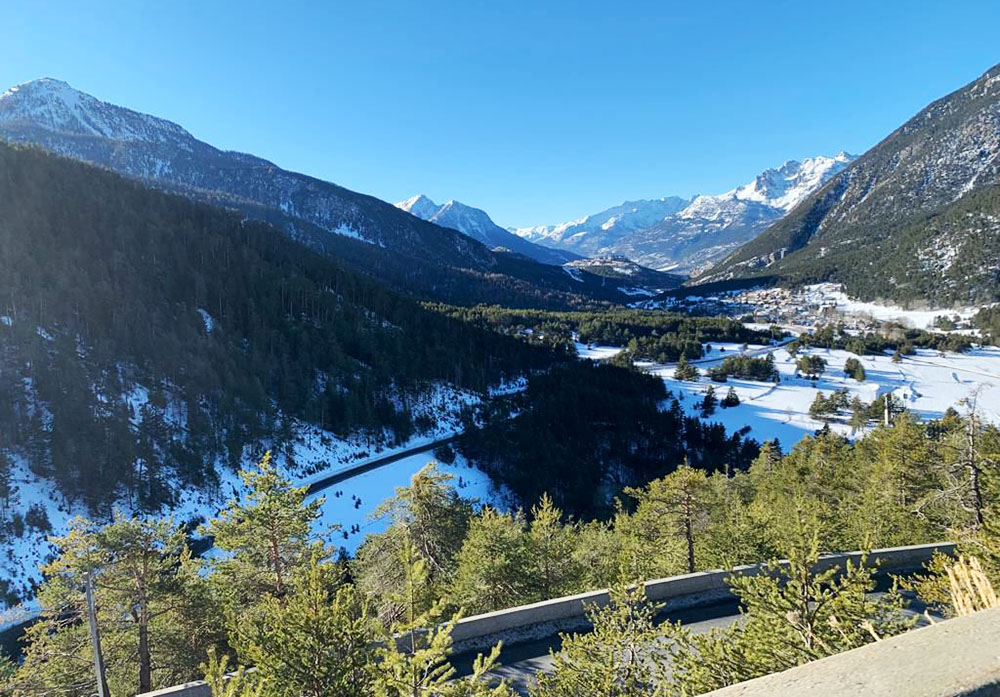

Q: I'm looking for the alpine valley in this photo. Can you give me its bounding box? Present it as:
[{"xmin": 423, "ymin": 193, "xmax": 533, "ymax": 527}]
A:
[{"xmin": 2, "ymin": 56, "xmax": 1000, "ymax": 692}]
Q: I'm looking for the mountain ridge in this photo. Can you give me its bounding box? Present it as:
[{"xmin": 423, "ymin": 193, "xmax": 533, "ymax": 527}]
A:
[
  {"xmin": 511, "ymin": 153, "xmax": 854, "ymax": 274},
  {"xmin": 701, "ymin": 63, "xmax": 1000, "ymax": 306},
  {"xmin": 395, "ymin": 194, "xmax": 580, "ymax": 265},
  {"xmin": 0, "ymin": 78, "xmax": 643, "ymax": 307}
]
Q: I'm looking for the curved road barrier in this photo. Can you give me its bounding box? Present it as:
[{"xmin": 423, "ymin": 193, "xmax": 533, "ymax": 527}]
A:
[{"xmin": 449, "ymin": 541, "xmax": 955, "ymax": 654}]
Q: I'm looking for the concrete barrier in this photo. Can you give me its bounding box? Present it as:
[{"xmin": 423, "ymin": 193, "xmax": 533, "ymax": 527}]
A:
[
  {"xmin": 703, "ymin": 607, "xmax": 1000, "ymax": 697},
  {"xmin": 137, "ymin": 542, "xmax": 953, "ymax": 697},
  {"xmin": 449, "ymin": 542, "xmax": 955, "ymax": 653}
]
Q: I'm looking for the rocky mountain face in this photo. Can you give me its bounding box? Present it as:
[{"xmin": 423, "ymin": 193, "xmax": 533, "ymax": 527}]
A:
[
  {"xmin": 396, "ymin": 194, "xmax": 579, "ymax": 265},
  {"xmin": 705, "ymin": 63, "xmax": 1000, "ymax": 306},
  {"xmin": 512, "ymin": 155, "xmax": 853, "ymax": 275},
  {"xmin": 0, "ymin": 79, "xmax": 638, "ymax": 306}
]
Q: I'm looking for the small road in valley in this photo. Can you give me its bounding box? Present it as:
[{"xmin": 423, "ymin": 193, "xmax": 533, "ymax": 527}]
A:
[{"xmin": 302, "ymin": 434, "xmax": 461, "ymax": 495}]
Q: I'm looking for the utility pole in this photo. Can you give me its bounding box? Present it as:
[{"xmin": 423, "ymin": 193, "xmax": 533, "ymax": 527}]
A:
[{"xmin": 85, "ymin": 572, "xmax": 111, "ymax": 697}]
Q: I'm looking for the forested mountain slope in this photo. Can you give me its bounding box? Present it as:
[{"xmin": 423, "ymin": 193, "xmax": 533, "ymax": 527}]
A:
[
  {"xmin": 0, "ymin": 142, "xmax": 552, "ymax": 512},
  {"xmin": 0, "ymin": 79, "xmax": 637, "ymax": 307},
  {"xmin": 704, "ymin": 63, "xmax": 1000, "ymax": 306}
]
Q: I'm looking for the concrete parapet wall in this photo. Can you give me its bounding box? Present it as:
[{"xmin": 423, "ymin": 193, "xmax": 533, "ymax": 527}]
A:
[
  {"xmin": 450, "ymin": 542, "xmax": 955, "ymax": 653},
  {"xmin": 703, "ymin": 607, "xmax": 1000, "ymax": 697}
]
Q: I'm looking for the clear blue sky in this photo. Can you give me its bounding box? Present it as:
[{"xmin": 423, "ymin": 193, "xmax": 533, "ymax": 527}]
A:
[{"xmin": 2, "ymin": 1, "xmax": 999, "ymax": 227}]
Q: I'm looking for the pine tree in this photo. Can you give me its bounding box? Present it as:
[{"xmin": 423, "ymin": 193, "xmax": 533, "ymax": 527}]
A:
[
  {"xmin": 375, "ymin": 537, "xmax": 514, "ymax": 697},
  {"xmin": 353, "ymin": 464, "xmax": 473, "ymax": 625},
  {"xmin": 720, "ymin": 387, "xmax": 740, "ymax": 408},
  {"xmin": 663, "ymin": 526, "xmax": 913, "ymax": 694},
  {"xmin": 450, "ymin": 507, "xmax": 532, "ymax": 614},
  {"xmin": 527, "ymin": 494, "xmax": 583, "ymax": 601},
  {"xmin": 204, "ymin": 452, "xmax": 326, "ymax": 610},
  {"xmin": 796, "ymin": 354, "xmax": 826, "ymax": 379},
  {"xmin": 201, "ymin": 647, "xmax": 264, "ymax": 697},
  {"xmin": 700, "ymin": 386, "xmax": 717, "ymax": 417},
  {"xmin": 626, "ymin": 465, "xmax": 712, "ymax": 575},
  {"xmin": 844, "ymin": 357, "xmax": 866, "ymax": 381},
  {"xmin": 673, "ymin": 356, "xmax": 699, "ymax": 382},
  {"xmin": 531, "ymin": 584, "xmax": 668, "ymax": 697},
  {"xmin": 230, "ymin": 560, "xmax": 379, "ymax": 697},
  {"xmin": 15, "ymin": 515, "xmax": 212, "ymax": 695}
]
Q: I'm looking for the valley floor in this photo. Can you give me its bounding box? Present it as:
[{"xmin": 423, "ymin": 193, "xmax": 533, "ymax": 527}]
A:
[{"xmin": 580, "ymin": 340, "xmax": 1000, "ymax": 446}]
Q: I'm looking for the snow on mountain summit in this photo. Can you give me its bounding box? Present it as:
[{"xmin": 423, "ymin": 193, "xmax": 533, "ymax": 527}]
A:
[
  {"xmin": 395, "ymin": 195, "xmax": 580, "ymax": 265},
  {"xmin": 0, "ymin": 78, "xmax": 193, "ymax": 144},
  {"xmin": 731, "ymin": 152, "xmax": 854, "ymax": 212},
  {"xmin": 396, "ymin": 194, "xmax": 442, "ymax": 221},
  {"xmin": 513, "ymin": 153, "xmax": 854, "ymax": 274}
]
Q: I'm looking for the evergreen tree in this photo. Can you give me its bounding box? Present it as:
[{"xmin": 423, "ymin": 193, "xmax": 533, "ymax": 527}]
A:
[
  {"xmin": 796, "ymin": 354, "xmax": 827, "ymax": 379},
  {"xmin": 230, "ymin": 560, "xmax": 379, "ymax": 697},
  {"xmin": 720, "ymin": 387, "xmax": 740, "ymax": 408},
  {"xmin": 201, "ymin": 648, "xmax": 264, "ymax": 697},
  {"xmin": 15, "ymin": 515, "xmax": 212, "ymax": 695},
  {"xmin": 375, "ymin": 537, "xmax": 513, "ymax": 697},
  {"xmin": 527, "ymin": 494, "xmax": 584, "ymax": 601},
  {"xmin": 673, "ymin": 356, "xmax": 699, "ymax": 382},
  {"xmin": 844, "ymin": 357, "xmax": 866, "ymax": 381},
  {"xmin": 531, "ymin": 584, "xmax": 668, "ymax": 697},
  {"xmin": 450, "ymin": 507, "xmax": 532, "ymax": 614},
  {"xmin": 663, "ymin": 528, "xmax": 913, "ymax": 694},
  {"xmin": 700, "ymin": 387, "xmax": 717, "ymax": 417},
  {"xmin": 626, "ymin": 466, "xmax": 712, "ymax": 575},
  {"xmin": 204, "ymin": 452, "xmax": 326, "ymax": 611},
  {"xmin": 353, "ymin": 464, "xmax": 473, "ymax": 625}
]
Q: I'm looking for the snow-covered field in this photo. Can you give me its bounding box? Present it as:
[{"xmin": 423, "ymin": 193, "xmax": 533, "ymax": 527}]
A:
[
  {"xmin": 312, "ymin": 451, "xmax": 501, "ymax": 556},
  {"xmin": 574, "ymin": 338, "xmax": 1000, "ymax": 445},
  {"xmin": 799, "ymin": 283, "xmax": 982, "ymax": 331},
  {"xmin": 652, "ymin": 343, "xmax": 1000, "ymax": 445}
]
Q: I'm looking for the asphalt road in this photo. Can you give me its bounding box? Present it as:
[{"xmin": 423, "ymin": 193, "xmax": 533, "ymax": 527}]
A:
[
  {"xmin": 450, "ymin": 598, "xmax": 744, "ymax": 694},
  {"xmin": 450, "ymin": 586, "xmax": 937, "ymax": 695},
  {"xmin": 303, "ymin": 434, "xmax": 461, "ymax": 495}
]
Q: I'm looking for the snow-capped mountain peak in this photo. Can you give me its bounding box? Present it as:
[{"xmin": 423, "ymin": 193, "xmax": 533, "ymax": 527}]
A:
[
  {"xmin": 395, "ymin": 194, "xmax": 580, "ymax": 265},
  {"xmin": 396, "ymin": 193, "xmax": 442, "ymax": 220},
  {"xmin": 731, "ymin": 152, "xmax": 854, "ymax": 212},
  {"xmin": 511, "ymin": 196, "xmax": 692, "ymax": 253},
  {"xmin": 0, "ymin": 78, "xmax": 193, "ymax": 145},
  {"xmin": 513, "ymin": 153, "xmax": 855, "ymax": 274}
]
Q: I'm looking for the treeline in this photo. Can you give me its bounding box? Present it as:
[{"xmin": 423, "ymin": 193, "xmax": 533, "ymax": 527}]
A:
[
  {"xmin": 975, "ymin": 306, "xmax": 1000, "ymax": 344},
  {"xmin": 706, "ymin": 353, "xmax": 779, "ymax": 382},
  {"xmin": 0, "ymin": 142, "xmax": 555, "ymax": 511},
  {"xmin": 430, "ymin": 304, "xmax": 779, "ymax": 362},
  {"xmin": 7, "ymin": 408, "xmax": 999, "ymax": 696},
  {"xmin": 456, "ymin": 361, "xmax": 760, "ymax": 517},
  {"xmin": 789, "ymin": 322, "xmax": 974, "ymax": 356}
]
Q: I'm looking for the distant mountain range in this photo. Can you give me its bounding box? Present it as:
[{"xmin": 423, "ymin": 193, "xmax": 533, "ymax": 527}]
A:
[
  {"xmin": 703, "ymin": 63, "xmax": 1000, "ymax": 306},
  {"xmin": 512, "ymin": 154, "xmax": 854, "ymax": 275},
  {"xmin": 0, "ymin": 78, "xmax": 655, "ymax": 307},
  {"xmin": 395, "ymin": 194, "xmax": 579, "ymax": 265}
]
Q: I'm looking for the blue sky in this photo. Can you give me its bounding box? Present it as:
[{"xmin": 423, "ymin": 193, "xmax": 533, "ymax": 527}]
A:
[{"xmin": 2, "ymin": 1, "xmax": 999, "ymax": 227}]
